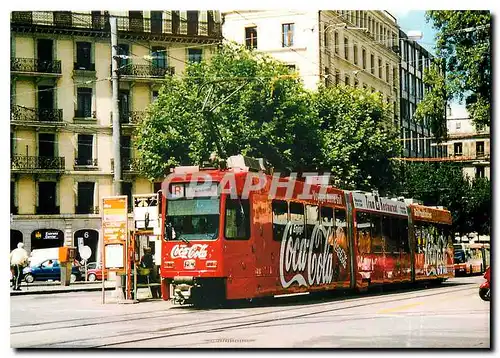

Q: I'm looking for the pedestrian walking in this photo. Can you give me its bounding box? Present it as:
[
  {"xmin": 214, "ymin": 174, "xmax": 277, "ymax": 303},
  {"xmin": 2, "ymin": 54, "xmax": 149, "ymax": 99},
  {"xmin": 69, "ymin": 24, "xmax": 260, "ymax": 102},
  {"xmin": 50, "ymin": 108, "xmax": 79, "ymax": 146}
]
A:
[{"xmin": 10, "ymin": 242, "xmax": 28, "ymax": 291}]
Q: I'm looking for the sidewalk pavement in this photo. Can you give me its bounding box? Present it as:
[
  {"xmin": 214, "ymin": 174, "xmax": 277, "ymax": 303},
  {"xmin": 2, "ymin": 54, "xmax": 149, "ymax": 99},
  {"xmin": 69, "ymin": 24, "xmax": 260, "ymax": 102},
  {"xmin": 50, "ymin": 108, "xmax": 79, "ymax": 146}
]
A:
[{"xmin": 10, "ymin": 281, "xmax": 116, "ymax": 296}]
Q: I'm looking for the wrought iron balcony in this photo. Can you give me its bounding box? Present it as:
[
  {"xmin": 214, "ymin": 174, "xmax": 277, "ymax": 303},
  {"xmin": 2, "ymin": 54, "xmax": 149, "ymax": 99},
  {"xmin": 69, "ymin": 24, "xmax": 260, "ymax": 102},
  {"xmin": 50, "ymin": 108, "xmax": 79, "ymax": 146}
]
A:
[
  {"xmin": 116, "ymin": 64, "xmax": 175, "ymax": 79},
  {"xmin": 11, "ymin": 11, "xmax": 223, "ymax": 40},
  {"xmin": 36, "ymin": 205, "xmax": 60, "ymax": 215},
  {"xmin": 11, "ymin": 57, "xmax": 62, "ymax": 74},
  {"xmin": 11, "ymin": 155, "xmax": 65, "ymax": 172},
  {"xmin": 111, "ymin": 110, "xmax": 147, "ymax": 125},
  {"xmin": 75, "ymin": 205, "xmax": 99, "ymax": 215},
  {"xmin": 111, "ymin": 158, "xmax": 141, "ymax": 172},
  {"xmin": 74, "ymin": 109, "xmax": 96, "ymax": 119},
  {"xmin": 74, "ymin": 158, "xmax": 98, "ymax": 167},
  {"xmin": 11, "ymin": 105, "xmax": 63, "ymax": 123}
]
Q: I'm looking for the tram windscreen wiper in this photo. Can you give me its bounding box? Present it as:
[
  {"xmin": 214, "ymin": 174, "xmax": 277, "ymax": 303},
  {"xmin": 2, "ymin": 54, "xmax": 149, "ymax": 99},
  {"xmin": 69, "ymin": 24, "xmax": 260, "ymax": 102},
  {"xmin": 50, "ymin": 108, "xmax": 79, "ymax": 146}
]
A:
[{"xmin": 178, "ymin": 235, "xmax": 190, "ymax": 244}]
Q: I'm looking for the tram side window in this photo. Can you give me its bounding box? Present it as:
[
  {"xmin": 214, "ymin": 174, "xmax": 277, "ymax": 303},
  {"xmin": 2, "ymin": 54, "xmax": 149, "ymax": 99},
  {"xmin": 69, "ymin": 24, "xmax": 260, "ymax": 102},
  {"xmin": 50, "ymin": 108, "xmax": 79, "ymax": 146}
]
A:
[
  {"xmin": 321, "ymin": 206, "xmax": 334, "ymax": 228},
  {"xmin": 356, "ymin": 212, "xmax": 371, "ymax": 254},
  {"xmin": 371, "ymin": 214, "xmax": 384, "ymax": 253},
  {"xmin": 272, "ymin": 200, "xmax": 288, "ymax": 241},
  {"xmin": 414, "ymin": 224, "xmax": 423, "ymax": 253},
  {"xmin": 225, "ymin": 199, "xmax": 250, "ymax": 240},
  {"xmin": 399, "ymin": 218, "xmax": 409, "ymax": 252},
  {"xmin": 334, "ymin": 209, "xmax": 347, "ymax": 246},
  {"xmin": 305, "ymin": 205, "xmax": 319, "ymax": 238},
  {"xmin": 289, "ymin": 202, "xmax": 305, "ymax": 237},
  {"xmin": 382, "ymin": 216, "xmax": 397, "ymax": 254}
]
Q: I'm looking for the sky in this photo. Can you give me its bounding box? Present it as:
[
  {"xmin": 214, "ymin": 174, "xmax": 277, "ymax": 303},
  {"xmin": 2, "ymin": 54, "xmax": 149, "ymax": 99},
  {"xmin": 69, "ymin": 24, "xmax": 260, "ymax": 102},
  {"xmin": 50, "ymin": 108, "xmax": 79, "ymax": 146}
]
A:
[{"xmin": 392, "ymin": 10, "xmax": 468, "ymax": 119}]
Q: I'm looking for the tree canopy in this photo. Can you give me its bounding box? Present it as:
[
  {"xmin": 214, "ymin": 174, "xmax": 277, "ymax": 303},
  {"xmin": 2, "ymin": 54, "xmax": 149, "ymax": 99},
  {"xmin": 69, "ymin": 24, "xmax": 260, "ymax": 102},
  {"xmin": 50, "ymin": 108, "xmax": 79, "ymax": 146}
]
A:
[
  {"xmin": 401, "ymin": 161, "xmax": 490, "ymax": 235},
  {"xmin": 135, "ymin": 43, "xmax": 400, "ymax": 194},
  {"xmin": 426, "ymin": 10, "xmax": 491, "ymax": 128}
]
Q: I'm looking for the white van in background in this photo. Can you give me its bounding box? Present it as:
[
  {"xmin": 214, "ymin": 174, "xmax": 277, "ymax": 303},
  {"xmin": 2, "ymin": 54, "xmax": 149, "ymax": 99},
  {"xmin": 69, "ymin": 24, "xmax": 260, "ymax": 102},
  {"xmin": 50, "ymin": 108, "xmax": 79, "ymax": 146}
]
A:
[{"xmin": 28, "ymin": 248, "xmax": 60, "ymax": 266}]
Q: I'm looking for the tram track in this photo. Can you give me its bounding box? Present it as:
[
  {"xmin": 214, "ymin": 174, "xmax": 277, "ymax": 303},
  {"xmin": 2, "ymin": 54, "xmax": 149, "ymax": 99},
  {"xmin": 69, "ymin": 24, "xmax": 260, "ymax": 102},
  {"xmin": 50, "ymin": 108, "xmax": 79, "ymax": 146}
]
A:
[{"xmin": 14, "ymin": 281, "xmax": 477, "ymax": 348}]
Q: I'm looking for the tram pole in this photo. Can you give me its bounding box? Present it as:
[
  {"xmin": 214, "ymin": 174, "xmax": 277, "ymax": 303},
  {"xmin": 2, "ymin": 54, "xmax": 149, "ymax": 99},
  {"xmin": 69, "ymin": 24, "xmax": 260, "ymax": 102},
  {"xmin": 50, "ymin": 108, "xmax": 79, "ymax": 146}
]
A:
[{"xmin": 110, "ymin": 16, "xmax": 122, "ymax": 196}]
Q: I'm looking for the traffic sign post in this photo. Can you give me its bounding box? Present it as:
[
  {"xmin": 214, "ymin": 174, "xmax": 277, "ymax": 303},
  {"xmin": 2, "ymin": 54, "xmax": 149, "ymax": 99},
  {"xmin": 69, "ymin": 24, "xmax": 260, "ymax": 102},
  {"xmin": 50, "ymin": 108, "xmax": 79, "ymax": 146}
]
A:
[{"xmin": 101, "ymin": 196, "xmax": 128, "ymax": 304}]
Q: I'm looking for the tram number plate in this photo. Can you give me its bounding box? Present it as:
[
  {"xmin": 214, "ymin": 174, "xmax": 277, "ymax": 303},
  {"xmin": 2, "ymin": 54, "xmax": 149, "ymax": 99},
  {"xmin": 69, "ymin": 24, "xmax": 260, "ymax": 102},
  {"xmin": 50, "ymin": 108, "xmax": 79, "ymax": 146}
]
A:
[{"xmin": 184, "ymin": 260, "xmax": 195, "ymax": 269}]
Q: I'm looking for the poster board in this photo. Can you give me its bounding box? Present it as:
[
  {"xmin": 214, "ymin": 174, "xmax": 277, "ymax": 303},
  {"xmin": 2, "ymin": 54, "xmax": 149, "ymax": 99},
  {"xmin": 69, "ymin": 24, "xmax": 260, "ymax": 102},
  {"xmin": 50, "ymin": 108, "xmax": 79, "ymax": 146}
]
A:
[
  {"xmin": 133, "ymin": 193, "xmax": 159, "ymax": 230},
  {"xmin": 102, "ymin": 196, "xmax": 128, "ymax": 270}
]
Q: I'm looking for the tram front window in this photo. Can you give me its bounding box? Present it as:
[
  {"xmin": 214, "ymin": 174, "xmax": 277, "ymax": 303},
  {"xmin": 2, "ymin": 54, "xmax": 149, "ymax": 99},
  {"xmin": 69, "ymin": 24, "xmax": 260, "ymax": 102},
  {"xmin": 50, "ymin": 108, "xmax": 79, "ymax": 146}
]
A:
[
  {"xmin": 454, "ymin": 250, "xmax": 466, "ymax": 264},
  {"xmin": 166, "ymin": 197, "xmax": 220, "ymax": 241}
]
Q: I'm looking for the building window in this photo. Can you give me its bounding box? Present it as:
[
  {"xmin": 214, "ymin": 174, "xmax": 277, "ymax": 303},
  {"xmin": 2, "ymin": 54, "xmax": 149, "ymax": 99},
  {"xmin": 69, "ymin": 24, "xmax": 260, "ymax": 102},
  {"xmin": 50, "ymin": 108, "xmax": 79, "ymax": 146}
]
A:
[
  {"xmin": 245, "ymin": 26, "xmax": 257, "ymax": 49},
  {"xmin": 76, "ymin": 182, "xmax": 95, "ymax": 214},
  {"xmin": 454, "ymin": 142, "xmax": 463, "ymax": 156},
  {"xmin": 344, "ymin": 37, "xmax": 349, "ymax": 60},
  {"xmin": 345, "ymin": 75, "xmax": 350, "ymax": 86},
  {"xmin": 282, "ymin": 23, "xmax": 294, "ymax": 47},
  {"xmin": 335, "ymin": 70, "xmax": 340, "ymax": 85},
  {"xmin": 188, "ymin": 48, "xmax": 203, "ymax": 63},
  {"xmin": 386, "ymin": 63, "xmax": 390, "ymax": 83},
  {"xmin": 76, "ymin": 42, "xmax": 92, "ymax": 70},
  {"xmin": 151, "ymin": 46, "xmax": 167, "ymax": 68},
  {"xmin": 334, "ymin": 31, "xmax": 339, "ymax": 54},
  {"xmin": 476, "ymin": 166, "xmax": 485, "ymax": 178},
  {"xmin": 152, "ymin": 91, "xmax": 159, "ymax": 102},
  {"xmin": 456, "ymin": 122, "xmax": 461, "ymax": 130},
  {"xmin": 362, "ymin": 48, "xmax": 366, "ymax": 69},
  {"xmin": 378, "ymin": 58, "xmax": 382, "ymax": 79},
  {"xmin": 186, "ymin": 10, "xmax": 199, "ymax": 36},
  {"xmin": 353, "ymin": 44, "xmax": 358, "ymax": 65},
  {"xmin": 287, "ymin": 64, "xmax": 296, "ymax": 72},
  {"xmin": 123, "ymin": 182, "xmax": 133, "ymax": 213},
  {"xmin": 117, "ymin": 44, "xmax": 129, "ymax": 69},
  {"xmin": 323, "ymin": 24, "xmax": 328, "ymax": 47},
  {"xmin": 76, "ymin": 88, "xmax": 92, "ymax": 118},
  {"xmin": 476, "ymin": 141, "xmax": 485, "ymax": 157},
  {"xmin": 151, "ymin": 11, "xmax": 163, "ymax": 33},
  {"xmin": 354, "ymin": 78, "xmax": 359, "ymax": 88},
  {"xmin": 324, "ymin": 67, "xmax": 330, "ymax": 87},
  {"xmin": 370, "ymin": 54, "xmax": 374, "ymax": 74},
  {"xmin": 37, "ymin": 182, "xmax": 58, "ymax": 214},
  {"xmin": 76, "ymin": 134, "xmax": 94, "ymax": 166}
]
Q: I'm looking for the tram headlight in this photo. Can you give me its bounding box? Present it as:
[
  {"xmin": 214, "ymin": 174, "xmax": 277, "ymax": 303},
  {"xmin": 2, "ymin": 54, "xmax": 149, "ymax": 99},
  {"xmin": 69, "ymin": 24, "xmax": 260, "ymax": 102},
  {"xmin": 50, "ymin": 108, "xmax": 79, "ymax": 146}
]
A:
[{"xmin": 206, "ymin": 260, "xmax": 217, "ymax": 269}]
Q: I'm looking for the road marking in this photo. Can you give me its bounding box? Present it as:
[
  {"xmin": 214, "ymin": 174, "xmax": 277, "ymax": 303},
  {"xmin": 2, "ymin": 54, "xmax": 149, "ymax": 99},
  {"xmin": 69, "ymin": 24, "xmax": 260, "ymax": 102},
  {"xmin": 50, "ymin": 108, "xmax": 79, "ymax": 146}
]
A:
[{"xmin": 377, "ymin": 302, "xmax": 423, "ymax": 314}]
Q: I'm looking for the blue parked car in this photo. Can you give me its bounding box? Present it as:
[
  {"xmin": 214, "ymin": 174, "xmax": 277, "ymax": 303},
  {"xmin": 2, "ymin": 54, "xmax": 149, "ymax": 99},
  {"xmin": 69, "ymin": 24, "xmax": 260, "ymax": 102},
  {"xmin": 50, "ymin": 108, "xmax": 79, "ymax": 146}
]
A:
[{"xmin": 23, "ymin": 259, "xmax": 82, "ymax": 283}]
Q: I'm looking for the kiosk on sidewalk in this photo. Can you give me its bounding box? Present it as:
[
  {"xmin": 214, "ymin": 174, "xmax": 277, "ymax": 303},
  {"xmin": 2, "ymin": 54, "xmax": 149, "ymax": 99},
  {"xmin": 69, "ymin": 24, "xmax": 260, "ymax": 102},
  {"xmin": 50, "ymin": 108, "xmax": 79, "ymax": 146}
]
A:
[{"xmin": 126, "ymin": 193, "xmax": 161, "ymax": 301}]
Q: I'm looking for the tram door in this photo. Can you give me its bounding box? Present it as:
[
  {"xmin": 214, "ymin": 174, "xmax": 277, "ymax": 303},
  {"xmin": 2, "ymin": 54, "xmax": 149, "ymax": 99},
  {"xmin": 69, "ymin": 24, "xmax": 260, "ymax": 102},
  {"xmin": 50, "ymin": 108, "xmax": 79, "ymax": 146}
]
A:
[
  {"xmin": 252, "ymin": 194, "xmax": 274, "ymax": 296},
  {"xmin": 223, "ymin": 196, "xmax": 255, "ymax": 299}
]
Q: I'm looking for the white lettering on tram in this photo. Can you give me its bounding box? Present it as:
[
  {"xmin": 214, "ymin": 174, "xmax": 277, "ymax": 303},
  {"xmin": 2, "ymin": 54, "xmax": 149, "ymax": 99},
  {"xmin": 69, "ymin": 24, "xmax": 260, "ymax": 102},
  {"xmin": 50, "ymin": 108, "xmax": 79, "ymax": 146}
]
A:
[
  {"xmin": 279, "ymin": 222, "xmax": 334, "ymax": 288},
  {"xmin": 171, "ymin": 244, "xmax": 209, "ymax": 259}
]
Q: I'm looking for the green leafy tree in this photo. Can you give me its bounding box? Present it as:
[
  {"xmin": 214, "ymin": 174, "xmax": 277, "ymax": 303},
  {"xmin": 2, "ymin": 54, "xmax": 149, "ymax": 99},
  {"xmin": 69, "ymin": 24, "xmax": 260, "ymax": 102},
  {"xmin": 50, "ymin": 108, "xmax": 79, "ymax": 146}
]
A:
[
  {"xmin": 135, "ymin": 43, "xmax": 321, "ymax": 180},
  {"xmin": 466, "ymin": 177, "xmax": 491, "ymax": 235},
  {"xmin": 136, "ymin": 43, "xmax": 401, "ymax": 193},
  {"xmin": 313, "ymin": 86, "xmax": 401, "ymax": 194},
  {"xmin": 426, "ymin": 10, "xmax": 491, "ymax": 128},
  {"xmin": 400, "ymin": 161, "xmax": 492, "ymax": 235},
  {"xmin": 414, "ymin": 59, "xmax": 448, "ymax": 142}
]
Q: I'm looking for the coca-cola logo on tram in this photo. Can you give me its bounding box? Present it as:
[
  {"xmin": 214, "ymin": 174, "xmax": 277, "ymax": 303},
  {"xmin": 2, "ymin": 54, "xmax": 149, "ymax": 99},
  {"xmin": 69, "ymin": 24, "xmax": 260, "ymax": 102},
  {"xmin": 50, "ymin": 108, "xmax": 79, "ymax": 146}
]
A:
[
  {"xmin": 279, "ymin": 221, "xmax": 349, "ymax": 288},
  {"xmin": 171, "ymin": 244, "xmax": 209, "ymax": 259}
]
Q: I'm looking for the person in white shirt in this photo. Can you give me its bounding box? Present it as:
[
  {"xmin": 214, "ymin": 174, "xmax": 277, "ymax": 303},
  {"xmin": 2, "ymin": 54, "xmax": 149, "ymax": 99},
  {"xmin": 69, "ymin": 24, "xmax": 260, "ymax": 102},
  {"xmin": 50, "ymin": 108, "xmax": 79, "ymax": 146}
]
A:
[{"xmin": 10, "ymin": 242, "xmax": 28, "ymax": 290}]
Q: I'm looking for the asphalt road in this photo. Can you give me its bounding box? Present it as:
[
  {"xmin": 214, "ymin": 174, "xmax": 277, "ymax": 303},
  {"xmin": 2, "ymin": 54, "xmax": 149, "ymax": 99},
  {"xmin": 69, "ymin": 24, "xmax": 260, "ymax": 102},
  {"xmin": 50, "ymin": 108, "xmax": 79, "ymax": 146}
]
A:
[{"xmin": 10, "ymin": 276, "xmax": 490, "ymax": 348}]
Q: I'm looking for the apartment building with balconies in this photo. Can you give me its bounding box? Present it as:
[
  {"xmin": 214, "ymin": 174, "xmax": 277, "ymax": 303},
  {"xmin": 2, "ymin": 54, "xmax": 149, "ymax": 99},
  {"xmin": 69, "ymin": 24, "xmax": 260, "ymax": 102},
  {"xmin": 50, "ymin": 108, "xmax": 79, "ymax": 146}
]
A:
[
  {"xmin": 222, "ymin": 10, "xmax": 400, "ymax": 125},
  {"xmin": 10, "ymin": 10, "xmax": 222, "ymax": 258}
]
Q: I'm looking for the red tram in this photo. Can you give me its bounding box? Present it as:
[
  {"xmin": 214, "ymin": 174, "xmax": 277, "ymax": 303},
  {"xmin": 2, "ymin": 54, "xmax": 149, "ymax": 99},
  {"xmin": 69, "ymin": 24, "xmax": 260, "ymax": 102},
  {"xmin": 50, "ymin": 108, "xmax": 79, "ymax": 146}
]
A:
[{"xmin": 159, "ymin": 156, "xmax": 454, "ymax": 304}]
